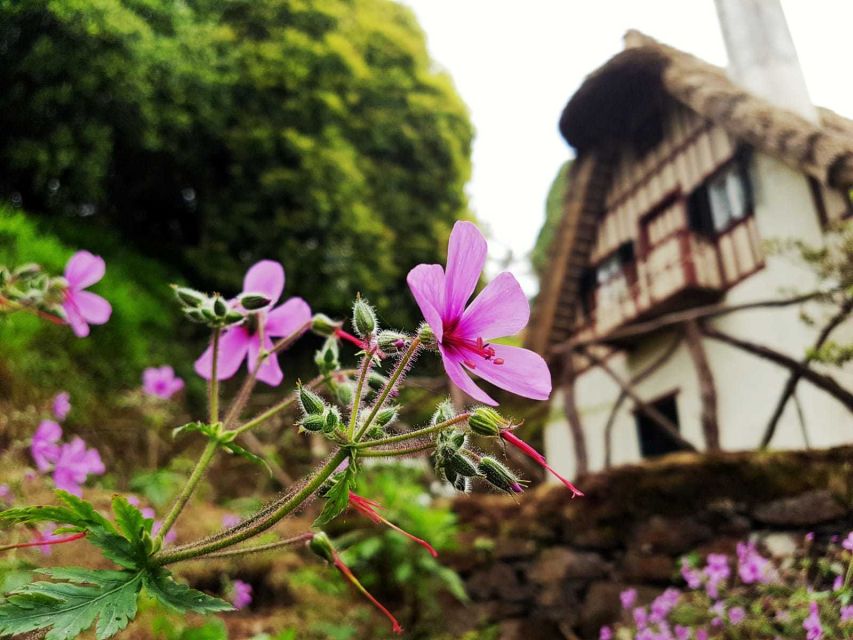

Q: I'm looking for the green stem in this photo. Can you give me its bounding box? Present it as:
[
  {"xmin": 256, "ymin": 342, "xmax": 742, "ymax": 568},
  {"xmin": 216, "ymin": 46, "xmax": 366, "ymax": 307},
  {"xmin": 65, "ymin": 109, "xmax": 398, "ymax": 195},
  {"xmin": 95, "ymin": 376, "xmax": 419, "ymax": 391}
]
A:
[
  {"xmin": 153, "ymin": 449, "xmax": 348, "ymax": 565},
  {"xmin": 154, "ymin": 439, "xmax": 218, "ymax": 545},
  {"xmin": 359, "ymin": 442, "xmax": 436, "ymax": 458},
  {"xmin": 186, "ymin": 532, "xmax": 314, "ymax": 561},
  {"xmin": 209, "ymin": 328, "xmax": 222, "ymax": 424},
  {"xmin": 354, "ymin": 337, "xmax": 420, "ymax": 441},
  {"xmin": 352, "ymin": 413, "xmax": 469, "ymax": 449},
  {"xmin": 232, "ymin": 392, "xmax": 299, "ymax": 438},
  {"xmin": 347, "ymin": 349, "xmax": 375, "ymax": 440}
]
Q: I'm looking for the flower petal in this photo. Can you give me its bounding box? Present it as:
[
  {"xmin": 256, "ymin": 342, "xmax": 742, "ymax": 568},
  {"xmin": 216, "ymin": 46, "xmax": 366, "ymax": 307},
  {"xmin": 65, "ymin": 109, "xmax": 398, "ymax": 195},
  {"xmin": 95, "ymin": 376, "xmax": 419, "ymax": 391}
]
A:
[
  {"xmin": 73, "ymin": 291, "xmax": 112, "ymax": 325},
  {"xmin": 64, "ymin": 251, "xmax": 106, "ymax": 290},
  {"xmin": 406, "ymin": 263, "xmax": 445, "ymax": 341},
  {"xmin": 265, "ymin": 297, "xmax": 312, "ymax": 338},
  {"xmin": 62, "ymin": 300, "xmax": 89, "ymax": 337},
  {"xmin": 458, "ymin": 272, "xmax": 529, "ymax": 340},
  {"xmin": 466, "ymin": 343, "xmax": 551, "ymax": 401},
  {"xmin": 194, "ymin": 326, "xmax": 251, "ymax": 380},
  {"xmin": 438, "ymin": 344, "xmax": 497, "ymax": 405},
  {"xmin": 443, "ymin": 221, "xmax": 487, "ymax": 322},
  {"xmin": 243, "ymin": 260, "xmax": 285, "ymax": 304},
  {"xmin": 248, "ymin": 334, "xmax": 284, "ymax": 386}
]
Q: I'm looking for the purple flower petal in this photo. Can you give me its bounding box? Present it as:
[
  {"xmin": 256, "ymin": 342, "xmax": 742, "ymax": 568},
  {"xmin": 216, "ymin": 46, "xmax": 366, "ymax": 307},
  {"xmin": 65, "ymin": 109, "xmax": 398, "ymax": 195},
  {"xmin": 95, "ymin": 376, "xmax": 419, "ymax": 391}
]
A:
[
  {"xmin": 443, "ymin": 222, "xmax": 487, "ymax": 322},
  {"xmin": 194, "ymin": 326, "xmax": 251, "ymax": 380},
  {"xmin": 438, "ymin": 344, "xmax": 497, "ymax": 405},
  {"xmin": 248, "ymin": 333, "xmax": 284, "ymax": 386},
  {"xmin": 458, "ymin": 272, "xmax": 529, "ymax": 340},
  {"xmin": 243, "ymin": 260, "xmax": 284, "ymax": 304},
  {"xmin": 31, "ymin": 420, "xmax": 63, "ymax": 472},
  {"xmin": 73, "ymin": 291, "xmax": 112, "ymax": 325},
  {"xmin": 265, "ymin": 297, "xmax": 311, "ymax": 338},
  {"xmin": 467, "ymin": 343, "xmax": 551, "ymax": 401},
  {"xmin": 53, "ymin": 392, "xmax": 71, "ymax": 421},
  {"xmin": 406, "ymin": 263, "xmax": 445, "ymax": 341},
  {"xmin": 64, "ymin": 251, "xmax": 105, "ymax": 290},
  {"xmin": 62, "ymin": 299, "xmax": 90, "ymax": 337}
]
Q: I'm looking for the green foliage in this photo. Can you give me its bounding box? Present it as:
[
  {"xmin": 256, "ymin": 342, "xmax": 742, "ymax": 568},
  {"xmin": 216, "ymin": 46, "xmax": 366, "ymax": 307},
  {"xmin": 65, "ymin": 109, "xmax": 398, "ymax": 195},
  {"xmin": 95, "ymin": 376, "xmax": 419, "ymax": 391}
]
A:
[
  {"xmin": 315, "ymin": 458, "xmax": 358, "ymax": 526},
  {"xmin": 130, "ymin": 468, "xmax": 185, "ymax": 508},
  {"xmin": 142, "ymin": 568, "xmax": 233, "ymax": 614},
  {"xmin": 0, "ymin": 0, "xmax": 474, "ymax": 326},
  {"xmin": 531, "ymin": 160, "xmax": 571, "ymax": 278},
  {"xmin": 0, "ymin": 208, "xmax": 196, "ymax": 408}
]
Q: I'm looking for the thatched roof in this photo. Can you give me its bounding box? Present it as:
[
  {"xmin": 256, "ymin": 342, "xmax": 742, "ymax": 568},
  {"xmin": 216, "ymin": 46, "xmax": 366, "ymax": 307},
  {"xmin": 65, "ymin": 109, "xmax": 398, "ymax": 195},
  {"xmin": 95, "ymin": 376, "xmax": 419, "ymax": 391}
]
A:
[{"xmin": 530, "ymin": 30, "xmax": 853, "ymax": 357}]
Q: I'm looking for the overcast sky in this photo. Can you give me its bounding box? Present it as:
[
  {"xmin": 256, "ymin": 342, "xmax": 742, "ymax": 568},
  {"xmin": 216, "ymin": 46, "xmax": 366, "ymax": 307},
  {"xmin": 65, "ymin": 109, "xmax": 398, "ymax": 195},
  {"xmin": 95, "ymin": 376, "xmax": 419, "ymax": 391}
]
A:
[{"xmin": 401, "ymin": 0, "xmax": 853, "ymax": 292}]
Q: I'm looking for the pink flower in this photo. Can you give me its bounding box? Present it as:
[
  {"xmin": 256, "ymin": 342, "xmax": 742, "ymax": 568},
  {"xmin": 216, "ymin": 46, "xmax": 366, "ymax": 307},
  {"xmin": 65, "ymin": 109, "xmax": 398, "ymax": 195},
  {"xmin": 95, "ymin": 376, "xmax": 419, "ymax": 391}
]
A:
[
  {"xmin": 728, "ymin": 606, "xmax": 746, "ymax": 625},
  {"xmin": 803, "ymin": 601, "xmax": 823, "ymax": 640},
  {"xmin": 680, "ymin": 559, "xmax": 703, "ymax": 589},
  {"xmin": 842, "ymin": 531, "xmax": 853, "ymax": 551},
  {"xmin": 52, "ymin": 437, "xmax": 105, "ymax": 496},
  {"xmin": 0, "ymin": 483, "xmax": 11, "ymax": 503},
  {"xmin": 61, "ymin": 251, "xmax": 111, "ymax": 338},
  {"xmin": 53, "ymin": 392, "xmax": 71, "ymax": 421},
  {"xmin": 31, "ymin": 419, "xmax": 62, "ymax": 472},
  {"xmin": 222, "ymin": 513, "xmax": 241, "ymax": 528},
  {"xmin": 674, "ymin": 625, "xmax": 690, "ymax": 640},
  {"xmin": 833, "ymin": 575, "xmax": 843, "ymax": 591},
  {"xmin": 230, "ymin": 579, "xmax": 253, "ymax": 609},
  {"xmin": 633, "ymin": 606, "xmax": 648, "ymax": 629},
  {"xmin": 840, "ymin": 605, "xmax": 853, "ymax": 623},
  {"xmin": 349, "ymin": 492, "xmax": 438, "ymax": 557},
  {"xmin": 695, "ymin": 629, "xmax": 708, "ymax": 640},
  {"xmin": 620, "ymin": 587, "xmax": 637, "ymax": 609},
  {"xmin": 599, "ymin": 626, "xmax": 612, "ymax": 640},
  {"xmin": 194, "ymin": 260, "xmax": 311, "ymax": 386},
  {"xmin": 737, "ymin": 541, "xmax": 771, "ymax": 584},
  {"xmin": 407, "ymin": 222, "xmax": 551, "ymax": 405},
  {"xmin": 142, "ymin": 365, "xmax": 185, "ymax": 399}
]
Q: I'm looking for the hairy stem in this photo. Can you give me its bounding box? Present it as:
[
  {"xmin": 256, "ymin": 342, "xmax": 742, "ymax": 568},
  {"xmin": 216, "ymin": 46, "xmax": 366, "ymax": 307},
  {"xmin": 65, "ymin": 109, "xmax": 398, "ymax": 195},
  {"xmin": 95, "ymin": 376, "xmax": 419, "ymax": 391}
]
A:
[
  {"xmin": 153, "ymin": 449, "xmax": 348, "ymax": 565},
  {"xmin": 355, "ymin": 337, "xmax": 421, "ymax": 441},
  {"xmin": 359, "ymin": 442, "xmax": 436, "ymax": 458},
  {"xmin": 209, "ymin": 328, "xmax": 222, "ymax": 424},
  {"xmin": 155, "ymin": 439, "xmax": 218, "ymax": 545},
  {"xmin": 347, "ymin": 349, "xmax": 375, "ymax": 440},
  {"xmin": 353, "ymin": 413, "xmax": 469, "ymax": 449},
  {"xmin": 186, "ymin": 532, "xmax": 314, "ymax": 561}
]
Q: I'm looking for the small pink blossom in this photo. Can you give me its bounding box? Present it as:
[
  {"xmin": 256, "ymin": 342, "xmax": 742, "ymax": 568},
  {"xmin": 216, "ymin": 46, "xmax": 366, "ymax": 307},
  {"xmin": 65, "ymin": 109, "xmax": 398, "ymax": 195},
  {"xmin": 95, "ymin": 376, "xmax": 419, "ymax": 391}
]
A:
[
  {"xmin": 632, "ymin": 606, "xmax": 648, "ymax": 629},
  {"xmin": 53, "ymin": 392, "xmax": 71, "ymax": 421},
  {"xmin": 620, "ymin": 587, "xmax": 637, "ymax": 610},
  {"xmin": 31, "ymin": 420, "xmax": 62, "ymax": 472},
  {"xmin": 833, "ymin": 575, "xmax": 843, "ymax": 591},
  {"xmin": 142, "ymin": 365, "xmax": 184, "ymax": 399},
  {"xmin": 674, "ymin": 625, "xmax": 691, "ymax": 640},
  {"xmin": 230, "ymin": 579, "xmax": 253, "ymax": 609},
  {"xmin": 695, "ymin": 629, "xmax": 708, "ymax": 640},
  {"xmin": 680, "ymin": 559, "xmax": 702, "ymax": 589},
  {"xmin": 803, "ymin": 601, "xmax": 823, "ymax": 640},
  {"xmin": 52, "ymin": 437, "xmax": 105, "ymax": 496},
  {"xmin": 407, "ymin": 221, "xmax": 551, "ymax": 405},
  {"xmin": 840, "ymin": 605, "xmax": 853, "ymax": 623},
  {"xmin": 842, "ymin": 531, "xmax": 853, "ymax": 551},
  {"xmin": 737, "ymin": 541, "xmax": 771, "ymax": 584},
  {"xmin": 222, "ymin": 513, "xmax": 241, "ymax": 528},
  {"xmin": 728, "ymin": 606, "xmax": 746, "ymax": 625},
  {"xmin": 599, "ymin": 626, "xmax": 612, "ymax": 640},
  {"xmin": 61, "ymin": 250, "xmax": 111, "ymax": 338},
  {"xmin": 195, "ymin": 260, "xmax": 311, "ymax": 386},
  {"xmin": 0, "ymin": 483, "xmax": 11, "ymax": 503}
]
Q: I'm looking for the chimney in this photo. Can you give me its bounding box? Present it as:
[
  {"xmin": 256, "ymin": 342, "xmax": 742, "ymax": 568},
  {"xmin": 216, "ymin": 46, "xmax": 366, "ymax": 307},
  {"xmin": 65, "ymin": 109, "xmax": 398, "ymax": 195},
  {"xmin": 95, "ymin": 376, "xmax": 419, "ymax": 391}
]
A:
[{"xmin": 714, "ymin": 0, "xmax": 817, "ymax": 122}]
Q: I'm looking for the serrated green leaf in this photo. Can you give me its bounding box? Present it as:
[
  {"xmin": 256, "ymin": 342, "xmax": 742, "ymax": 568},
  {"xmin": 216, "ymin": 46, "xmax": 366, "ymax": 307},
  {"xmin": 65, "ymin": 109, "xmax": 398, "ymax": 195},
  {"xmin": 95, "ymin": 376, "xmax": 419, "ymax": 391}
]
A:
[
  {"xmin": 143, "ymin": 568, "xmax": 233, "ymax": 614},
  {"xmin": 112, "ymin": 496, "xmax": 153, "ymax": 543},
  {"xmin": 173, "ymin": 421, "xmax": 222, "ymax": 439},
  {"xmin": 314, "ymin": 465, "xmax": 357, "ymax": 527},
  {"xmin": 221, "ymin": 441, "xmax": 272, "ymax": 476},
  {"xmin": 0, "ymin": 568, "xmax": 143, "ymax": 640}
]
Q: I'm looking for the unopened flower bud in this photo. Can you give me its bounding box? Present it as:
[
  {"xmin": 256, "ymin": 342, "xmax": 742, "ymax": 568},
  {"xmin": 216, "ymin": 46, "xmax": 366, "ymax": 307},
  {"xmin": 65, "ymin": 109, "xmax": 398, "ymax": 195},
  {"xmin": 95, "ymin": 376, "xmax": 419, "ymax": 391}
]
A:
[
  {"xmin": 315, "ymin": 336, "xmax": 340, "ymax": 372},
  {"xmin": 184, "ymin": 308, "xmax": 207, "ymax": 323},
  {"xmin": 478, "ymin": 456, "xmax": 523, "ymax": 494},
  {"xmin": 224, "ymin": 310, "xmax": 244, "ymax": 325},
  {"xmin": 417, "ymin": 323, "xmax": 436, "ymax": 347},
  {"xmin": 172, "ymin": 286, "xmax": 207, "ymax": 308},
  {"xmin": 368, "ymin": 372, "xmax": 388, "ymax": 392},
  {"xmin": 430, "ymin": 399, "xmax": 456, "ymax": 426},
  {"xmin": 468, "ymin": 407, "xmax": 506, "ymax": 437},
  {"xmin": 374, "ymin": 406, "xmax": 399, "ymax": 428},
  {"xmin": 312, "ymin": 313, "xmax": 341, "ymax": 336},
  {"xmin": 334, "ymin": 382, "xmax": 354, "ymax": 406},
  {"xmin": 299, "ymin": 385, "xmax": 326, "ymax": 416},
  {"xmin": 300, "ymin": 414, "xmax": 326, "ymax": 433},
  {"xmin": 308, "ymin": 531, "xmax": 335, "ymax": 564},
  {"xmin": 13, "ymin": 263, "xmax": 41, "ymax": 278},
  {"xmin": 447, "ymin": 452, "xmax": 479, "ymax": 478},
  {"xmin": 377, "ymin": 331, "xmax": 409, "ymax": 353},
  {"xmin": 352, "ymin": 298, "xmax": 377, "ymax": 338},
  {"xmin": 239, "ymin": 292, "xmax": 272, "ymax": 310},
  {"xmin": 323, "ymin": 407, "xmax": 342, "ymax": 434},
  {"xmin": 212, "ymin": 295, "xmax": 228, "ymax": 318}
]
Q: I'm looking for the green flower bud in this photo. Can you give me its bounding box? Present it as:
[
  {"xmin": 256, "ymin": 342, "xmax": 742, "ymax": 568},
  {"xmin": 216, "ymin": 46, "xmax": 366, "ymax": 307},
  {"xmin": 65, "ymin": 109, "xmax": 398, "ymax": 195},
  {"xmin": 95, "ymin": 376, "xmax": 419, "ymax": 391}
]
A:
[
  {"xmin": 478, "ymin": 456, "xmax": 524, "ymax": 494},
  {"xmin": 315, "ymin": 336, "xmax": 340, "ymax": 372},
  {"xmin": 172, "ymin": 286, "xmax": 207, "ymax": 308},
  {"xmin": 212, "ymin": 295, "xmax": 228, "ymax": 318},
  {"xmin": 300, "ymin": 414, "xmax": 326, "ymax": 433},
  {"xmin": 417, "ymin": 322, "xmax": 436, "ymax": 347},
  {"xmin": 447, "ymin": 452, "xmax": 479, "ymax": 478},
  {"xmin": 184, "ymin": 308, "xmax": 207, "ymax": 324},
  {"xmin": 13, "ymin": 263, "xmax": 41, "ymax": 279},
  {"xmin": 224, "ymin": 310, "xmax": 244, "ymax": 325},
  {"xmin": 239, "ymin": 292, "xmax": 272, "ymax": 310},
  {"xmin": 299, "ymin": 385, "xmax": 327, "ymax": 416},
  {"xmin": 468, "ymin": 407, "xmax": 506, "ymax": 438},
  {"xmin": 368, "ymin": 372, "xmax": 388, "ymax": 392},
  {"xmin": 352, "ymin": 298, "xmax": 377, "ymax": 338},
  {"xmin": 431, "ymin": 399, "xmax": 456, "ymax": 426},
  {"xmin": 374, "ymin": 405, "xmax": 399, "ymax": 428},
  {"xmin": 377, "ymin": 330, "xmax": 409, "ymax": 353},
  {"xmin": 201, "ymin": 306, "xmax": 219, "ymax": 322},
  {"xmin": 312, "ymin": 313, "xmax": 341, "ymax": 336},
  {"xmin": 308, "ymin": 531, "xmax": 335, "ymax": 564},
  {"xmin": 365, "ymin": 424, "xmax": 385, "ymax": 439},
  {"xmin": 334, "ymin": 382, "xmax": 354, "ymax": 407},
  {"xmin": 323, "ymin": 406, "xmax": 342, "ymax": 434}
]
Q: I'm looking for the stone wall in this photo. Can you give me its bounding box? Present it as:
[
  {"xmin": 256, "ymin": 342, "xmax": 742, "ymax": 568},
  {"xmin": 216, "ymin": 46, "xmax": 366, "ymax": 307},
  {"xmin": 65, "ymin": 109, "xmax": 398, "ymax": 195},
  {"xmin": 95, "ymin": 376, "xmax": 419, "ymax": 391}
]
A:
[{"xmin": 443, "ymin": 447, "xmax": 853, "ymax": 639}]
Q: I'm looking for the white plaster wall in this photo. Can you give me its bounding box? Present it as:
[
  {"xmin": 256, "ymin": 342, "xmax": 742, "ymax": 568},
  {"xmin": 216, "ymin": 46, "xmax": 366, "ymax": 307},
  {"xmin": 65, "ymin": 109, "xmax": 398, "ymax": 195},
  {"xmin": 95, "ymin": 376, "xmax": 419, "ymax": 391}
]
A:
[{"xmin": 543, "ymin": 153, "xmax": 853, "ymax": 481}]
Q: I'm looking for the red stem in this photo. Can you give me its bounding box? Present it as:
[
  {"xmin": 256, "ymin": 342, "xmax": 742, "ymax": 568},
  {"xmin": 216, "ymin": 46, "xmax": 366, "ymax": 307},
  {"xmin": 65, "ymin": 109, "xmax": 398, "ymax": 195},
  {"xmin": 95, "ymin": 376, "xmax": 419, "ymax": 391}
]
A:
[
  {"xmin": 1, "ymin": 531, "xmax": 86, "ymax": 552},
  {"xmin": 349, "ymin": 493, "xmax": 438, "ymax": 557},
  {"xmin": 500, "ymin": 430, "xmax": 584, "ymax": 498},
  {"xmin": 333, "ymin": 554, "xmax": 403, "ymax": 634}
]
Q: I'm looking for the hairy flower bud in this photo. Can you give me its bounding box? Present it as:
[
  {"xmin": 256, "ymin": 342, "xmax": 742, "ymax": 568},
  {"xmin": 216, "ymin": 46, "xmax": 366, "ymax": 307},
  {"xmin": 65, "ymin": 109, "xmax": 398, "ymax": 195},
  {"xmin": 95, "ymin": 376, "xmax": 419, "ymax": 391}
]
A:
[
  {"xmin": 377, "ymin": 330, "xmax": 409, "ymax": 353},
  {"xmin": 308, "ymin": 531, "xmax": 335, "ymax": 564},
  {"xmin": 478, "ymin": 456, "xmax": 524, "ymax": 494},
  {"xmin": 13, "ymin": 263, "xmax": 41, "ymax": 279},
  {"xmin": 334, "ymin": 382, "xmax": 354, "ymax": 407},
  {"xmin": 430, "ymin": 399, "xmax": 456, "ymax": 426},
  {"xmin": 173, "ymin": 286, "xmax": 207, "ymax": 308},
  {"xmin": 312, "ymin": 313, "xmax": 341, "ymax": 336},
  {"xmin": 324, "ymin": 406, "xmax": 342, "ymax": 434},
  {"xmin": 300, "ymin": 414, "xmax": 326, "ymax": 433},
  {"xmin": 299, "ymin": 385, "xmax": 326, "ymax": 416},
  {"xmin": 315, "ymin": 336, "xmax": 340, "ymax": 373},
  {"xmin": 183, "ymin": 308, "xmax": 207, "ymax": 324},
  {"xmin": 352, "ymin": 298, "xmax": 377, "ymax": 338},
  {"xmin": 468, "ymin": 407, "xmax": 506, "ymax": 437},
  {"xmin": 212, "ymin": 295, "xmax": 228, "ymax": 318},
  {"xmin": 368, "ymin": 372, "xmax": 388, "ymax": 392},
  {"xmin": 417, "ymin": 322, "xmax": 436, "ymax": 348},
  {"xmin": 239, "ymin": 292, "xmax": 272, "ymax": 310},
  {"xmin": 447, "ymin": 452, "xmax": 479, "ymax": 478},
  {"xmin": 374, "ymin": 406, "xmax": 399, "ymax": 428},
  {"xmin": 223, "ymin": 310, "xmax": 244, "ymax": 325}
]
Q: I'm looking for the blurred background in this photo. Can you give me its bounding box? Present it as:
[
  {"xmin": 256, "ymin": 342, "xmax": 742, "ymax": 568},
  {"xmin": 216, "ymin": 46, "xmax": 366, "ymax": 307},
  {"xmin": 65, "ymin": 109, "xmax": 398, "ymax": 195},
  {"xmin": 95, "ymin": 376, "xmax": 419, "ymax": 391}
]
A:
[{"xmin": 1, "ymin": 1, "xmax": 852, "ymax": 638}]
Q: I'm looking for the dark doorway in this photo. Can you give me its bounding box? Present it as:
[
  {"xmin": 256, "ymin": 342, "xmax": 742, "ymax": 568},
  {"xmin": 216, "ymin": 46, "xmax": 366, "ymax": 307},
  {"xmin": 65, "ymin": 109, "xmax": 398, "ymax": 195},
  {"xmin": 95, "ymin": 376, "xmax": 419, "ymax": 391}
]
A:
[{"xmin": 635, "ymin": 392, "xmax": 683, "ymax": 458}]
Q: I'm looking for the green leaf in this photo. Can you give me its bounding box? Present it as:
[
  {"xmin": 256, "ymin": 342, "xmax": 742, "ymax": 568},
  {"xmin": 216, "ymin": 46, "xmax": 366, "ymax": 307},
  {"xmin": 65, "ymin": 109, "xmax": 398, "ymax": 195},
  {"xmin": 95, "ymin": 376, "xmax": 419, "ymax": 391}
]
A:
[
  {"xmin": 173, "ymin": 421, "xmax": 221, "ymax": 439},
  {"xmin": 112, "ymin": 495, "xmax": 153, "ymax": 542},
  {"xmin": 220, "ymin": 441, "xmax": 272, "ymax": 476},
  {"xmin": 0, "ymin": 568, "xmax": 143, "ymax": 640},
  {"xmin": 143, "ymin": 568, "xmax": 233, "ymax": 614},
  {"xmin": 314, "ymin": 463, "xmax": 357, "ymax": 527}
]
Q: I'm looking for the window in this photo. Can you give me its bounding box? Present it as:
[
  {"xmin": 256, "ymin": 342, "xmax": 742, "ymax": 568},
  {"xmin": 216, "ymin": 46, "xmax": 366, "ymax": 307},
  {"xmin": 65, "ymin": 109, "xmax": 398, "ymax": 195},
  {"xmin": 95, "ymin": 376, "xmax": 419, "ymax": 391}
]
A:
[
  {"xmin": 635, "ymin": 393, "xmax": 686, "ymax": 458},
  {"xmin": 688, "ymin": 154, "xmax": 753, "ymax": 235},
  {"xmin": 595, "ymin": 242, "xmax": 635, "ymax": 285}
]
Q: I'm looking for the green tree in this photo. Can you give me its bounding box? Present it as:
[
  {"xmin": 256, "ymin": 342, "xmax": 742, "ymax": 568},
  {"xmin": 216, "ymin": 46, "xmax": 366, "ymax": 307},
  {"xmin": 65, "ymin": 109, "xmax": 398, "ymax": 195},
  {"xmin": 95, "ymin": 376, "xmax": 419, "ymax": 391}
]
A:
[
  {"xmin": 531, "ymin": 160, "xmax": 571, "ymax": 278},
  {"xmin": 0, "ymin": 0, "xmax": 473, "ymax": 326}
]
